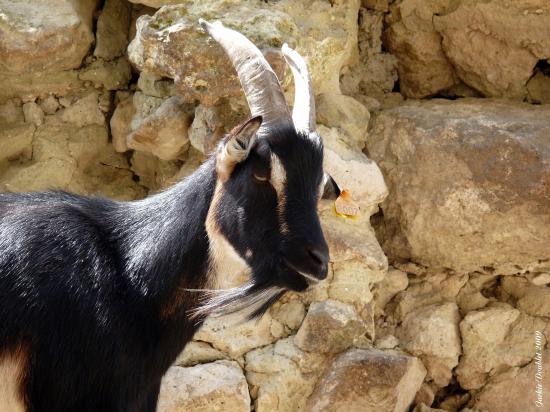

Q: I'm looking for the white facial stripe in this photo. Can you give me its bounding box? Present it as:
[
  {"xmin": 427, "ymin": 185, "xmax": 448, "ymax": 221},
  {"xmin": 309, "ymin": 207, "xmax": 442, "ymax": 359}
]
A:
[
  {"xmin": 299, "ymin": 271, "xmax": 320, "ymax": 284},
  {"xmin": 205, "ymin": 181, "xmax": 252, "ymax": 290},
  {"xmin": 270, "ymin": 153, "xmax": 289, "ymax": 235}
]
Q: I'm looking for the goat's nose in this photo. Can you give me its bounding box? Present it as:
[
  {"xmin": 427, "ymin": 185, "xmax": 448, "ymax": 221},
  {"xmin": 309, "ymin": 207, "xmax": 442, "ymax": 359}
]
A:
[{"xmin": 306, "ymin": 245, "xmax": 329, "ymax": 279}]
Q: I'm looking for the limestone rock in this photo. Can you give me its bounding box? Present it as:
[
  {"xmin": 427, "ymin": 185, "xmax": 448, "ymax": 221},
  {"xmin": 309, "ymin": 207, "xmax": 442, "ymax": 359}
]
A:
[
  {"xmin": 130, "ymin": 92, "xmax": 164, "ymax": 130},
  {"xmin": 397, "ymin": 303, "xmax": 461, "ymax": 386},
  {"xmin": 375, "ymin": 334, "xmax": 399, "ymax": 350},
  {"xmin": 0, "ymin": 0, "xmax": 98, "ymax": 74},
  {"xmin": 0, "ymin": 99, "xmax": 24, "ymax": 124},
  {"xmin": 157, "ymin": 361, "xmax": 250, "ymax": 412},
  {"xmin": 127, "ymin": 96, "xmax": 192, "ymax": 160},
  {"xmin": 527, "ymin": 69, "xmax": 550, "ymax": 104},
  {"xmin": 341, "ymin": 8, "xmax": 397, "ymax": 100},
  {"xmin": 501, "ymin": 276, "xmax": 550, "ymax": 319},
  {"xmin": 188, "ymin": 103, "xmax": 242, "ymax": 155},
  {"xmin": 137, "ymin": 73, "xmax": 176, "ymax": 98},
  {"xmin": 110, "ymin": 96, "xmax": 135, "ymax": 153},
  {"xmin": 305, "ymin": 348, "xmax": 426, "ymax": 412},
  {"xmin": 434, "ymin": 1, "xmax": 550, "ymax": 99},
  {"xmin": 60, "ymin": 93, "xmax": 105, "ymax": 127},
  {"xmin": 194, "ymin": 312, "xmax": 278, "ymax": 359},
  {"xmin": 393, "ymin": 273, "xmax": 468, "ymax": 320},
  {"xmin": 175, "ymin": 341, "xmax": 227, "ymax": 367},
  {"xmin": 245, "ymin": 337, "xmax": 326, "ymax": 412},
  {"xmin": 128, "ymin": 0, "xmax": 180, "ymax": 8},
  {"xmin": 94, "ymin": 0, "xmax": 132, "ymax": 60},
  {"xmin": 277, "ymin": 0, "xmax": 360, "ymax": 96},
  {"xmin": 79, "ymin": 58, "xmax": 132, "ymax": 90},
  {"xmin": 373, "ymin": 268, "xmax": 409, "ymax": 311},
  {"xmin": 128, "ymin": 2, "xmax": 294, "ymax": 105},
  {"xmin": 456, "ymin": 273, "xmax": 496, "ymax": 314},
  {"xmin": 0, "ymin": 124, "xmax": 35, "ymax": 162},
  {"xmin": 0, "ymin": 70, "xmax": 84, "ymax": 101},
  {"xmin": 321, "ymin": 126, "xmax": 388, "ymax": 216},
  {"xmin": 384, "ymin": 0, "xmax": 456, "ymax": 98},
  {"xmin": 0, "ymin": 118, "xmax": 144, "ymax": 200},
  {"xmin": 295, "ymin": 300, "xmax": 366, "ymax": 353},
  {"xmin": 368, "ymin": 99, "xmax": 550, "ymax": 274},
  {"xmin": 316, "ymin": 94, "xmax": 370, "ymax": 151},
  {"xmin": 128, "ymin": 0, "xmax": 360, "ymax": 104},
  {"xmin": 270, "ymin": 300, "xmax": 306, "ymax": 332},
  {"xmin": 130, "ymin": 151, "xmax": 182, "ymax": 191},
  {"xmin": 22, "ymin": 102, "xmax": 44, "ymax": 126},
  {"xmin": 456, "ymin": 304, "xmax": 548, "ymax": 390},
  {"xmin": 328, "ymin": 259, "xmax": 385, "ymax": 307},
  {"xmin": 39, "ymin": 96, "xmax": 60, "ymax": 115},
  {"xmin": 472, "ymin": 349, "xmax": 550, "ymax": 412}
]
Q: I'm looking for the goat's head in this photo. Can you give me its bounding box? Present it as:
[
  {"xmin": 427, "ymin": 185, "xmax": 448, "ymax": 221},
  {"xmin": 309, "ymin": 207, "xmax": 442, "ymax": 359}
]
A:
[{"xmin": 196, "ymin": 20, "xmax": 330, "ymax": 319}]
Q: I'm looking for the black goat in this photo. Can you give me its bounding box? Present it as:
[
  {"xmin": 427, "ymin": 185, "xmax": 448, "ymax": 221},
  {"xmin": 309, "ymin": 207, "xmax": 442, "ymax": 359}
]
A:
[{"xmin": 0, "ymin": 20, "xmax": 329, "ymax": 411}]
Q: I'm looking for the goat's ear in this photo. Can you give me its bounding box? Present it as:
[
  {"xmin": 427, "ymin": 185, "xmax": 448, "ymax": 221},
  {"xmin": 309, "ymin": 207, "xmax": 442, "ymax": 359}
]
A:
[
  {"xmin": 216, "ymin": 116, "xmax": 262, "ymax": 181},
  {"xmin": 321, "ymin": 173, "xmax": 340, "ymax": 200}
]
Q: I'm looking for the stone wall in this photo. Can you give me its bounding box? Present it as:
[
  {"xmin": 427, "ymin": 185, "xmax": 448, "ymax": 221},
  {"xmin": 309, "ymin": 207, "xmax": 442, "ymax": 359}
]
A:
[{"xmin": 1, "ymin": 0, "xmax": 549, "ymax": 411}]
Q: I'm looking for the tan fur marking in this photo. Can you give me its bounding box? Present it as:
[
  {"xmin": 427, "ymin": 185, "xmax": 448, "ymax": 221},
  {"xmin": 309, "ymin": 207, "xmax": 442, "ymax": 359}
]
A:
[
  {"xmin": 270, "ymin": 154, "xmax": 288, "ymax": 234},
  {"xmin": 0, "ymin": 346, "xmax": 27, "ymax": 412},
  {"xmin": 205, "ymin": 181, "xmax": 252, "ymax": 289}
]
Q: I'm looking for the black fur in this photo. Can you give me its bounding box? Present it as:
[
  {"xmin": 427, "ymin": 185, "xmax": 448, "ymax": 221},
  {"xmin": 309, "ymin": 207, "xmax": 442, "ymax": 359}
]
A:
[
  {"xmin": 0, "ymin": 121, "xmax": 328, "ymax": 411},
  {"xmin": 0, "ymin": 160, "xmax": 216, "ymax": 411}
]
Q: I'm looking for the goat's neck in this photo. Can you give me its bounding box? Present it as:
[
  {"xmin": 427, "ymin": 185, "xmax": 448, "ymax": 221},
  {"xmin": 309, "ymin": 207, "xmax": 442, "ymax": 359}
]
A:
[{"xmin": 119, "ymin": 157, "xmax": 217, "ymax": 315}]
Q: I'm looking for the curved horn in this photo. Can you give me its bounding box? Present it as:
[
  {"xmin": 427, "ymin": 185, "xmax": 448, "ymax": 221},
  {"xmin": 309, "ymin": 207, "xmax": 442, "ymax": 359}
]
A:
[
  {"xmin": 281, "ymin": 43, "xmax": 316, "ymax": 134},
  {"xmin": 199, "ymin": 19, "xmax": 291, "ymax": 138}
]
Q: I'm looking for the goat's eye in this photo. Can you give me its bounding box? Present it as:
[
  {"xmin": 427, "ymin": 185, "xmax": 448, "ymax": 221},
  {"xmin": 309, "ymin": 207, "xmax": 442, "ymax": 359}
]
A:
[{"xmin": 253, "ymin": 173, "xmax": 269, "ymax": 183}]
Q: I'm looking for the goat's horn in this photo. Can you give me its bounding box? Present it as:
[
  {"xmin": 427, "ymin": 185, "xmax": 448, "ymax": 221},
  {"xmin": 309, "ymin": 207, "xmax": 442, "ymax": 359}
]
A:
[
  {"xmin": 281, "ymin": 44, "xmax": 316, "ymax": 134},
  {"xmin": 199, "ymin": 19, "xmax": 291, "ymax": 138}
]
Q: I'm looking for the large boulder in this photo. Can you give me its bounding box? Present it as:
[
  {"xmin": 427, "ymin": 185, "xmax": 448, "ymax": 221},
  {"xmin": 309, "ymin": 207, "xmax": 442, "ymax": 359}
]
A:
[
  {"xmin": 128, "ymin": 0, "xmax": 360, "ymax": 105},
  {"xmin": 305, "ymin": 348, "xmax": 426, "ymax": 412},
  {"xmin": 434, "ymin": 0, "xmax": 550, "ymax": 99},
  {"xmin": 385, "ymin": 0, "xmax": 550, "ymax": 99},
  {"xmin": 0, "ymin": 0, "xmax": 98, "ymax": 74},
  {"xmin": 368, "ymin": 99, "xmax": 550, "ymax": 274},
  {"xmin": 0, "ymin": 0, "xmax": 98, "ymax": 99}
]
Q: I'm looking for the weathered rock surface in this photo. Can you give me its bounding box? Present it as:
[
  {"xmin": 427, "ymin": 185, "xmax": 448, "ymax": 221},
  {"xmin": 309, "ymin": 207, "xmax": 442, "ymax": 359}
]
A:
[
  {"xmin": 368, "ymin": 99, "xmax": 550, "ymax": 274},
  {"xmin": 94, "ymin": 0, "xmax": 132, "ymax": 60},
  {"xmin": 295, "ymin": 300, "xmax": 366, "ymax": 354},
  {"xmin": 157, "ymin": 361, "xmax": 250, "ymax": 412},
  {"xmin": 456, "ymin": 303, "xmax": 547, "ymax": 390},
  {"xmin": 341, "ymin": 8, "xmax": 397, "ymax": 100},
  {"xmin": 385, "ymin": 0, "xmax": 550, "ymax": 99},
  {"xmin": 194, "ymin": 312, "xmax": 278, "ymax": 359},
  {"xmin": 472, "ymin": 349, "xmax": 550, "ymax": 412},
  {"xmin": 0, "ymin": 0, "xmax": 98, "ymax": 74},
  {"xmin": 384, "ymin": 0, "xmax": 456, "ymax": 98},
  {"xmin": 305, "ymin": 348, "xmax": 426, "ymax": 412},
  {"xmin": 434, "ymin": 1, "xmax": 550, "ymax": 99},
  {"xmin": 397, "ymin": 303, "xmax": 461, "ymax": 386},
  {"xmin": 128, "ymin": 0, "xmax": 360, "ymax": 105},
  {"xmin": 245, "ymin": 337, "xmax": 326, "ymax": 412},
  {"xmin": 127, "ymin": 96, "xmax": 192, "ymax": 160}
]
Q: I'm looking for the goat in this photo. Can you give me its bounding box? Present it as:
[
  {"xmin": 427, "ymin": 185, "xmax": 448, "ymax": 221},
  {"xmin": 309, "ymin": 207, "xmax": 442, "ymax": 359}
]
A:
[{"xmin": 0, "ymin": 19, "xmax": 330, "ymax": 412}]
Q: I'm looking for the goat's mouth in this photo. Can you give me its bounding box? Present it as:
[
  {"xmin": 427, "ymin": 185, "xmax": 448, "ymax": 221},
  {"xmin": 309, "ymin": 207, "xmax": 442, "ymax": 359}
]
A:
[{"xmin": 281, "ymin": 258, "xmax": 322, "ymax": 288}]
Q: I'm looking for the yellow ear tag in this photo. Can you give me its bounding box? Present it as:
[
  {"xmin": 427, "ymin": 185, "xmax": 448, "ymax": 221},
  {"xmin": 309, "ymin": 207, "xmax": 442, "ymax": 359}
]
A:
[{"xmin": 334, "ymin": 189, "xmax": 360, "ymax": 219}]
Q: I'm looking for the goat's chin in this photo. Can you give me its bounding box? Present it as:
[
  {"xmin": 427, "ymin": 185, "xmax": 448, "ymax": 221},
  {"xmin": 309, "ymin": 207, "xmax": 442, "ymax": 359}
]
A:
[{"xmin": 275, "ymin": 266, "xmax": 309, "ymax": 292}]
